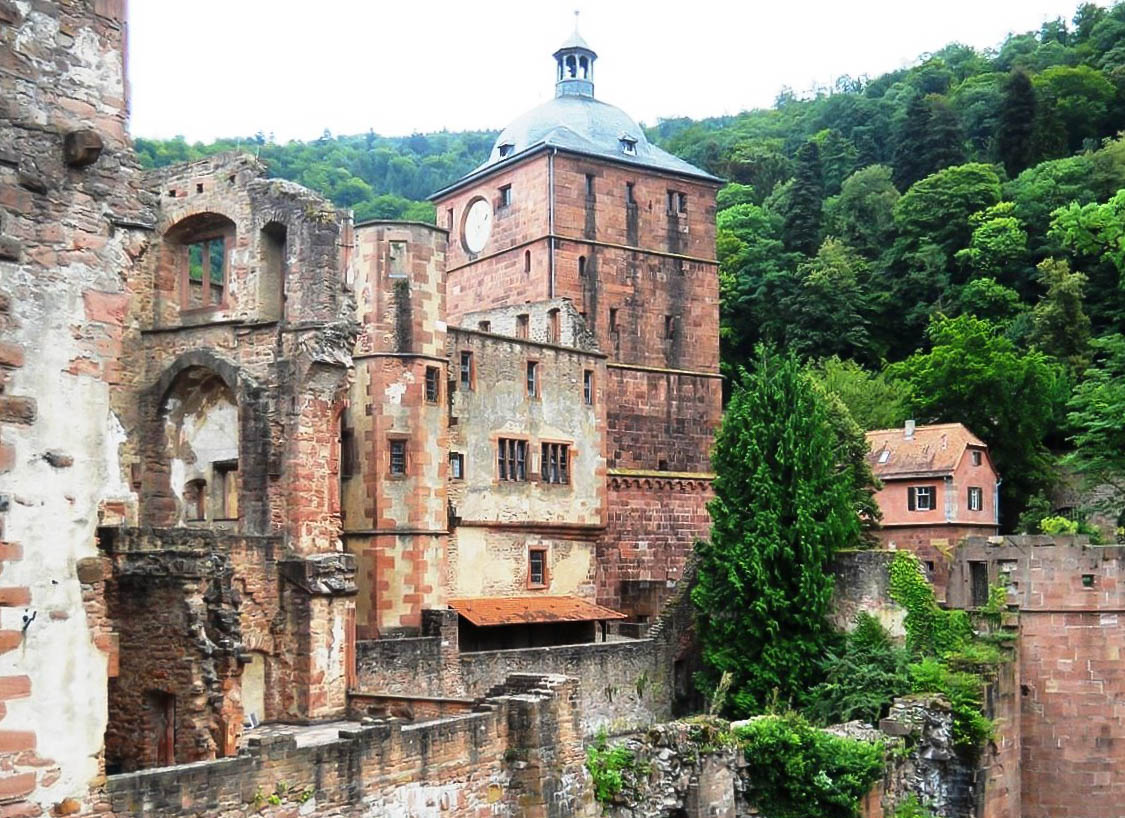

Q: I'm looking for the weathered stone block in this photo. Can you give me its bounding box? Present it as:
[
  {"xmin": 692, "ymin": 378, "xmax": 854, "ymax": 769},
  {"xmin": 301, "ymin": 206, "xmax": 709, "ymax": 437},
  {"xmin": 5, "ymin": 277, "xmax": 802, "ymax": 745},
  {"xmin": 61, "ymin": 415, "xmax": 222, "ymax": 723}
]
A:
[{"xmin": 63, "ymin": 129, "xmax": 104, "ymax": 168}]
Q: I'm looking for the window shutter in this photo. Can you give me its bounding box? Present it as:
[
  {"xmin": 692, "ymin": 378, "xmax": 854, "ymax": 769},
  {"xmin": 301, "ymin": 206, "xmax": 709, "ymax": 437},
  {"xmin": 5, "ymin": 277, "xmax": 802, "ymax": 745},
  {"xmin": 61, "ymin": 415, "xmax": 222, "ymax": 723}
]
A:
[{"xmin": 907, "ymin": 487, "xmax": 916, "ymax": 511}]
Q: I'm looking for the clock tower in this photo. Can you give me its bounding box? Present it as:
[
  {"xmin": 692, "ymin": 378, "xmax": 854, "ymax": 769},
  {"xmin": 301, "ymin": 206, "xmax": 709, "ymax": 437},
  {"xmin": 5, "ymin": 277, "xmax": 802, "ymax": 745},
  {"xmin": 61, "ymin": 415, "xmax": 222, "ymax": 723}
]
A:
[{"xmin": 431, "ymin": 27, "xmax": 723, "ymax": 620}]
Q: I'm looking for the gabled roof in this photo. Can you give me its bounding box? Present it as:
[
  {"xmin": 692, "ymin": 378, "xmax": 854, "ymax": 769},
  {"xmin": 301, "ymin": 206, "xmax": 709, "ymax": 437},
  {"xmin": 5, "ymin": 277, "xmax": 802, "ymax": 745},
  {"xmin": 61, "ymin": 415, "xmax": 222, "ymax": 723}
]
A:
[
  {"xmin": 865, "ymin": 423, "xmax": 989, "ymax": 479},
  {"xmin": 447, "ymin": 596, "xmax": 626, "ymax": 627}
]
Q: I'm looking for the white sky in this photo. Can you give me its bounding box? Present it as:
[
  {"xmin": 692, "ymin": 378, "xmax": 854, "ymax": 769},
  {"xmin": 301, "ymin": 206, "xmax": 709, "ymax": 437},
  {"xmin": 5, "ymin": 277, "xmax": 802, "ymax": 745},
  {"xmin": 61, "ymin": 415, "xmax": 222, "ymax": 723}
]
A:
[{"xmin": 127, "ymin": 0, "xmax": 1107, "ymax": 143}]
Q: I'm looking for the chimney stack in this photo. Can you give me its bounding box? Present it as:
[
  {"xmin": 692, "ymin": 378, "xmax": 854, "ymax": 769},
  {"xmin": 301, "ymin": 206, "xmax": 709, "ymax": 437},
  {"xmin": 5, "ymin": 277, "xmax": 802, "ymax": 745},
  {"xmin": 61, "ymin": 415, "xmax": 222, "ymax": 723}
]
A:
[{"xmin": 904, "ymin": 419, "xmax": 916, "ymax": 439}]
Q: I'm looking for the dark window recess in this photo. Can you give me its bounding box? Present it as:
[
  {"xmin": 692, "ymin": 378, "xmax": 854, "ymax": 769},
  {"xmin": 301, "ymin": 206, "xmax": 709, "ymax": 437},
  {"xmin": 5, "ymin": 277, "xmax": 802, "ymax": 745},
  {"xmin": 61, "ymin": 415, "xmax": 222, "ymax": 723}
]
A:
[
  {"xmin": 498, "ymin": 438, "xmax": 527, "ymax": 481},
  {"xmin": 185, "ymin": 479, "xmax": 206, "ymax": 521},
  {"xmin": 541, "ymin": 442, "xmax": 569, "ymax": 484},
  {"xmin": 1082, "ymin": 573, "xmax": 1096, "ymax": 588},
  {"xmin": 526, "ymin": 361, "xmax": 539, "ymax": 397},
  {"xmin": 425, "ymin": 366, "xmax": 440, "ymax": 402},
  {"xmin": 460, "ymin": 351, "xmax": 473, "ymax": 389},
  {"xmin": 583, "ymin": 370, "xmax": 594, "ymax": 405},
  {"xmin": 478, "ymin": 320, "xmax": 491, "ymax": 332},
  {"xmin": 620, "ymin": 136, "xmax": 637, "ymax": 155},
  {"xmin": 625, "ymin": 182, "xmax": 636, "ymax": 204},
  {"xmin": 970, "ymin": 561, "xmax": 989, "ymax": 607},
  {"xmin": 450, "ymin": 452, "xmax": 464, "ymax": 480},
  {"xmin": 664, "ymin": 315, "xmax": 676, "ymax": 340},
  {"xmin": 499, "ymin": 184, "xmax": 512, "ymax": 208},
  {"xmin": 666, "ymin": 190, "xmax": 687, "ymax": 214},
  {"xmin": 529, "ymin": 548, "xmax": 547, "ymax": 586},
  {"xmin": 585, "ymin": 174, "xmax": 596, "ymax": 197},
  {"xmin": 340, "ymin": 423, "xmax": 356, "ymax": 478},
  {"xmin": 389, "ymin": 440, "xmax": 407, "ymax": 476},
  {"xmin": 516, "ymin": 314, "xmax": 529, "ymax": 339},
  {"xmin": 525, "ymin": 249, "xmax": 531, "ymax": 273},
  {"xmin": 609, "ymin": 307, "xmax": 618, "ymax": 333},
  {"xmin": 971, "ymin": 450, "xmax": 982, "ymax": 466},
  {"xmin": 547, "ymin": 309, "xmax": 560, "ymax": 344},
  {"xmin": 446, "ymin": 208, "xmax": 454, "ymax": 230},
  {"xmin": 578, "ymin": 255, "xmax": 586, "ymax": 277},
  {"xmin": 498, "ymin": 143, "xmax": 514, "ymax": 158},
  {"xmin": 658, "ymin": 459, "xmax": 669, "ymax": 471},
  {"xmin": 215, "ymin": 460, "xmax": 239, "ymax": 519}
]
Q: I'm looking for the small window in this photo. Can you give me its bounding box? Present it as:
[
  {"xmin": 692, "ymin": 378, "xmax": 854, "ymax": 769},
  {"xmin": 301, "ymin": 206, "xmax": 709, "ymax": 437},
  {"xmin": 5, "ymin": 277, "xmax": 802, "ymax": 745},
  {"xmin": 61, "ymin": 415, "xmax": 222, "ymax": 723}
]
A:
[
  {"xmin": 1082, "ymin": 573, "xmax": 1096, "ymax": 588},
  {"xmin": 585, "ymin": 174, "xmax": 596, "ymax": 197},
  {"xmin": 214, "ymin": 461, "xmax": 239, "ymax": 520},
  {"xmin": 908, "ymin": 486, "xmax": 935, "ymax": 511},
  {"xmin": 478, "ymin": 320, "xmax": 491, "ymax": 333},
  {"xmin": 498, "ymin": 438, "xmax": 528, "ymax": 481},
  {"xmin": 526, "ymin": 361, "xmax": 539, "ymax": 398},
  {"xmin": 583, "ymin": 370, "xmax": 594, "ymax": 405},
  {"xmin": 968, "ymin": 486, "xmax": 983, "ymax": 512},
  {"xmin": 625, "ymin": 182, "xmax": 636, "ymax": 204},
  {"xmin": 516, "ymin": 314, "xmax": 529, "ymax": 340},
  {"xmin": 184, "ymin": 236, "xmax": 227, "ymax": 309},
  {"xmin": 878, "ymin": 449, "xmax": 890, "ymax": 464},
  {"xmin": 620, "ymin": 136, "xmax": 637, "ymax": 156},
  {"xmin": 388, "ymin": 240, "xmax": 408, "ymax": 279},
  {"xmin": 664, "ymin": 315, "xmax": 676, "ymax": 340},
  {"xmin": 665, "ymin": 190, "xmax": 687, "ymax": 214},
  {"xmin": 340, "ymin": 421, "xmax": 356, "ymax": 479},
  {"xmin": 450, "ymin": 452, "xmax": 464, "ymax": 480},
  {"xmin": 498, "ymin": 143, "xmax": 514, "ymax": 159},
  {"xmin": 460, "ymin": 351, "xmax": 473, "ymax": 389},
  {"xmin": 528, "ymin": 547, "xmax": 548, "ymax": 588},
  {"xmin": 185, "ymin": 479, "xmax": 206, "ymax": 521},
  {"xmin": 970, "ymin": 561, "xmax": 989, "ymax": 607},
  {"xmin": 524, "ymin": 250, "xmax": 531, "ymax": 273},
  {"xmin": 578, "ymin": 255, "xmax": 586, "ymax": 277},
  {"xmin": 971, "ymin": 450, "xmax": 983, "ymax": 466},
  {"xmin": 609, "ymin": 307, "xmax": 618, "ymax": 333},
  {"xmin": 389, "ymin": 440, "xmax": 407, "ymax": 476},
  {"xmin": 499, "ymin": 184, "xmax": 512, "ymax": 208},
  {"xmin": 541, "ymin": 443, "xmax": 570, "ymax": 485},
  {"xmin": 446, "ymin": 208, "xmax": 454, "ymax": 230},
  {"xmin": 425, "ymin": 366, "xmax": 440, "ymax": 403},
  {"xmin": 547, "ymin": 309, "xmax": 560, "ymax": 344}
]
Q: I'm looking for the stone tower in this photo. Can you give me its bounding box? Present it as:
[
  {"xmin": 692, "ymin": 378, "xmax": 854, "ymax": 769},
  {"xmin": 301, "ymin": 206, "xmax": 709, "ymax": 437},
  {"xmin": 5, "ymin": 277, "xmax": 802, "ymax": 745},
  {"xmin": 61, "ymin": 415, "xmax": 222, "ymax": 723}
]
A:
[{"xmin": 431, "ymin": 28, "xmax": 723, "ymax": 620}]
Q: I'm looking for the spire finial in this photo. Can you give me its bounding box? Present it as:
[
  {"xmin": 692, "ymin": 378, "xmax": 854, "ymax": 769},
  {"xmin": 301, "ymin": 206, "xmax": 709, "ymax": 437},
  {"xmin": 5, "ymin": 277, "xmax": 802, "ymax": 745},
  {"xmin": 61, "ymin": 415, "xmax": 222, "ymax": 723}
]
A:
[{"xmin": 574, "ymin": 9, "xmax": 580, "ymax": 31}]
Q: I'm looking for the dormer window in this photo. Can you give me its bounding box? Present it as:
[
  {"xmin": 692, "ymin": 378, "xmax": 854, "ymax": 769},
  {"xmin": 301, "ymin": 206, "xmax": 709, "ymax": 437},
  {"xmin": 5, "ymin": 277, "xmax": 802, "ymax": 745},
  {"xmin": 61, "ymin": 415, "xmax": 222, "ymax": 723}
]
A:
[
  {"xmin": 498, "ymin": 143, "xmax": 515, "ymax": 159},
  {"xmin": 620, "ymin": 136, "xmax": 637, "ymax": 156}
]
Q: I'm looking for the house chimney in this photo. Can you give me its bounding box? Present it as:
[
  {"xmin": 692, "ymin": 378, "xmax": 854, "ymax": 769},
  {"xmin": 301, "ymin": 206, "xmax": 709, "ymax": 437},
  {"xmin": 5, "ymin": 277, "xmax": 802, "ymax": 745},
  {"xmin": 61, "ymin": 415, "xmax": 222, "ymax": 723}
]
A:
[{"xmin": 904, "ymin": 419, "xmax": 916, "ymax": 439}]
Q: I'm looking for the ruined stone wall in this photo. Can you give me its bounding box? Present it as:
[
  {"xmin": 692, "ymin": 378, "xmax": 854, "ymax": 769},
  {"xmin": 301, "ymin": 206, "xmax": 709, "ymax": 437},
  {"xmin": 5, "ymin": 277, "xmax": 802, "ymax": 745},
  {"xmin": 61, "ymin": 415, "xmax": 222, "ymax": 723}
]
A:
[
  {"xmin": 830, "ymin": 550, "xmax": 907, "ymax": 637},
  {"xmin": 0, "ymin": 1, "xmax": 153, "ymax": 813},
  {"xmin": 870, "ymin": 524, "xmax": 997, "ymax": 603},
  {"xmin": 951, "ymin": 536, "xmax": 1125, "ymax": 817},
  {"xmin": 100, "ymin": 674, "xmax": 597, "ymax": 818}
]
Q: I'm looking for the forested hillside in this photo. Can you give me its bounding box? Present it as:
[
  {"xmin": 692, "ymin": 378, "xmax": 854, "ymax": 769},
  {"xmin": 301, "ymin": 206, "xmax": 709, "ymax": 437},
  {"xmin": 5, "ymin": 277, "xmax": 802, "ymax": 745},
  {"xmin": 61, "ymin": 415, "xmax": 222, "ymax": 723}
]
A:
[{"xmin": 136, "ymin": 1, "xmax": 1125, "ymax": 530}]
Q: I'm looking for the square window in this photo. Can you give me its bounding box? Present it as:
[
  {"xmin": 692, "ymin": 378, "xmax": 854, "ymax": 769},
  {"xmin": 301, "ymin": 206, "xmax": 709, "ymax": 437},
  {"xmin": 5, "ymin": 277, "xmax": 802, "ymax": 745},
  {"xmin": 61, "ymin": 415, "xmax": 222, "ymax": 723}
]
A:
[
  {"xmin": 540, "ymin": 442, "xmax": 570, "ymax": 484},
  {"xmin": 425, "ymin": 366, "xmax": 440, "ymax": 403},
  {"xmin": 498, "ymin": 143, "xmax": 514, "ymax": 159},
  {"xmin": 968, "ymin": 486, "xmax": 983, "ymax": 512},
  {"xmin": 583, "ymin": 370, "xmax": 594, "ymax": 405},
  {"xmin": 909, "ymin": 486, "xmax": 935, "ymax": 511},
  {"xmin": 460, "ymin": 351, "xmax": 473, "ymax": 389},
  {"xmin": 389, "ymin": 439, "xmax": 407, "ymax": 476},
  {"xmin": 450, "ymin": 452, "xmax": 464, "ymax": 480},
  {"xmin": 478, "ymin": 320, "xmax": 491, "ymax": 333},
  {"xmin": 528, "ymin": 548, "xmax": 548, "ymax": 587},
  {"xmin": 498, "ymin": 438, "xmax": 528, "ymax": 481}
]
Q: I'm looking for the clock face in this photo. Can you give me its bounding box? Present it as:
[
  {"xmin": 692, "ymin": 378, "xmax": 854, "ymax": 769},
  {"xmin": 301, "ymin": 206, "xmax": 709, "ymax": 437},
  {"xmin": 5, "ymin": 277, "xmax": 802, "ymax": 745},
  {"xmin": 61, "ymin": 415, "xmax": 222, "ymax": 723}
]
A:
[{"xmin": 463, "ymin": 198, "xmax": 493, "ymax": 254}]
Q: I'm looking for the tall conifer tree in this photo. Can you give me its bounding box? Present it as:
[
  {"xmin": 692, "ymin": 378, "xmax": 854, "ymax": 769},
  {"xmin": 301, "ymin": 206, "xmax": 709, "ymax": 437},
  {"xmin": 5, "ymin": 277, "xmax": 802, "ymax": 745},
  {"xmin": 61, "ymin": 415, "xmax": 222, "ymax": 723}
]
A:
[
  {"xmin": 783, "ymin": 140, "xmax": 824, "ymax": 255},
  {"xmin": 997, "ymin": 71, "xmax": 1037, "ymax": 177}
]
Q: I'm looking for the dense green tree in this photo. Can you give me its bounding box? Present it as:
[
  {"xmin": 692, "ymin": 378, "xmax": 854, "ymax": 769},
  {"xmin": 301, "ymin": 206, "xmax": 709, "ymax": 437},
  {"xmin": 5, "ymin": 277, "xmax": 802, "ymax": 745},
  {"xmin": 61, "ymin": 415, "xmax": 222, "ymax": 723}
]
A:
[
  {"xmin": 889, "ymin": 314, "xmax": 1066, "ymax": 528},
  {"xmin": 893, "ymin": 94, "xmax": 934, "ymax": 190},
  {"xmin": 996, "ymin": 71, "xmax": 1038, "ymax": 177},
  {"xmin": 925, "ymin": 94, "xmax": 967, "ymax": 174},
  {"xmin": 823, "ymin": 165, "xmax": 900, "ymax": 258},
  {"xmin": 810, "ymin": 356, "xmax": 912, "ymax": 432},
  {"xmin": 893, "ymin": 163, "xmax": 1002, "ymax": 258},
  {"xmin": 1049, "ymin": 188, "xmax": 1125, "ymax": 278},
  {"xmin": 1030, "ymin": 258, "xmax": 1092, "ymax": 371},
  {"xmin": 784, "ymin": 140, "xmax": 825, "ymax": 254},
  {"xmin": 1066, "ymin": 333, "xmax": 1125, "ymax": 493},
  {"xmin": 692, "ymin": 349, "xmax": 862, "ymax": 716},
  {"xmin": 954, "ymin": 202, "xmax": 1029, "ymax": 284},
  {"xmin": 952, "ymin": 277, "xmax": 1026, "ymax": 325},
  {"xmin": 1034, "ymin": 65, "xmax": 1116, "ymax": 151}
]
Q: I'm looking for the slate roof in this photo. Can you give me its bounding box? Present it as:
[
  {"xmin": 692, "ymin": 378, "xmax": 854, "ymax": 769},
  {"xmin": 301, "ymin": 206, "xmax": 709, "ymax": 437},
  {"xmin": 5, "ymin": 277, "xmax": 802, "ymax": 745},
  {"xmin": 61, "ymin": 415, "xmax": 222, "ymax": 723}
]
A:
[
  {"xmin": 865, "ymin": 423, "xmax": 989, "ymax": 479},
  {"xmin": 447, "ymin": 595, "xmax": 626, "ymax": 627}
]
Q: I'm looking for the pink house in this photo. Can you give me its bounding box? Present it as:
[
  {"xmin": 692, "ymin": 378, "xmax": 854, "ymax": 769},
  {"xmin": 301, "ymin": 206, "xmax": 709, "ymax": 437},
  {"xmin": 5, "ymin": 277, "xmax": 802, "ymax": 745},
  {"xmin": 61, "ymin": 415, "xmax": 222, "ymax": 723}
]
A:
[{"xmin": 866, "ymin": 421, "xmax": 1000, "ymax": 600}]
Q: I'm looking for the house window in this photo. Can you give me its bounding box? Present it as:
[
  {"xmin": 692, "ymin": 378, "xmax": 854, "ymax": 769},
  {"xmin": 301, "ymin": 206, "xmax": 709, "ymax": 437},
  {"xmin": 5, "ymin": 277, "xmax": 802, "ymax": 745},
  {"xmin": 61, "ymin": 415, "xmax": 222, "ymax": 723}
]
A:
[
  {"xmin": 389, "ymin": 439, "xmax": 407, "ymax": 476},
  {"xmin": 450, "ymin": 452, "xmax": 464, "ymax": 480},
  {"xmin": 526, "ymin": 361, "xmax": 539, "ymax": 398},
  {"xmin": 620, "ymin": 136, "xmax": 637, "ymax": 156},
  {"xmin": 541, "ymin": 442, "xmax": 569, "ymax": 484},
  {"xmin": 547, "ymin": 309, "xmax": 560, "ymax": 344},
  {"xmin": 185, "ymin": 479, "xmax": 206, "ymax": 521},
  {"xmin": 516, "ymin": 314, "xmax": 529, "ymax": 339},
  {"xmin": 499, "ymin": 184, "xmax": 512, "ymax": 208},
  {"xmin": 425, "ymin": 366, "xmax": 440, "ymax": 403},
  {"xmin": 968, "ymin": 486, "xmax": 983, "ymax": 512},
  {"xmin": 908, "ymin": 486, "xmax": 935, "ymax": 511},
  {"xmin": 625, "ymin": 182, "xmax": 636, "ymax": 204},
  {"xmin": 184, "ymin": 236, "xmax": 228, "ymax": 308},
  {"xmin": 667, "ymin": 190, "xmax": 687, "ymax": 214},
  {"xmin": 498, "ymin": 142, "xmax": 514, "ymax": 159},
  {"xmin": 528, "ymin": 547, "xmax": 548, "ymax": 588},
  {"xmin": 478, "ymin": 320, "xmax": 490, "ymax": 333},
  {"xmin": 214, "ymin": 460, "xmax": 239, "ymax": 520},
  {"xmin": 585, "ymin": 174, "xmax": 596, "ymax": 197},
  {"xmin": 584, "ymin": 370, "xmax": 594, "ymax": 405},
  {"xmin": 460, "ymin": 351, "xmax": 473, "ymax": 389},
  {"xmin": 971, "ymin": 450, "xmax": 982, "ymax": 466},
  {"xmin": 498, "ymin": 438, "xmax": 527, "ymax": 481}
]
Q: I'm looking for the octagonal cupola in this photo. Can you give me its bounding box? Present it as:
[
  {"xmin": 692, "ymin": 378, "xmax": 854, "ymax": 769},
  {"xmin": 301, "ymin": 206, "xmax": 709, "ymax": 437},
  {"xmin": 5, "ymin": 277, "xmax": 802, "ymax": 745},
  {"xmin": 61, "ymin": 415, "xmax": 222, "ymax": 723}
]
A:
[{"xmin": 554, "ymin": 18, "xmax": 597, "ymax": 98}]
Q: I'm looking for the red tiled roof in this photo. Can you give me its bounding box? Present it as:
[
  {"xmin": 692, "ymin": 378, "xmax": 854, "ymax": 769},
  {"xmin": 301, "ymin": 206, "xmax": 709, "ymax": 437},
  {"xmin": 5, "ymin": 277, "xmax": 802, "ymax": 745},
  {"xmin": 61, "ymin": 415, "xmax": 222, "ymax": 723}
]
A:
[
  {"xmin": 865, "ymin": 423, "xmax": 989, "ymax": 478},
  {"xmin": 447, "ymin": 596, "xmax": 627, "ymax": 627}
]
